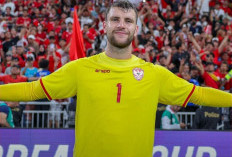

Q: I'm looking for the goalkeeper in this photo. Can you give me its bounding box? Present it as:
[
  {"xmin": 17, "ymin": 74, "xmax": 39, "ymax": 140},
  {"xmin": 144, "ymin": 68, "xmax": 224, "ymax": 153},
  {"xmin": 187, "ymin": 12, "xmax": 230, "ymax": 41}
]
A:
[{"xmin": 0, "ymin": 1, "xmax": 231, "ymax": 157}]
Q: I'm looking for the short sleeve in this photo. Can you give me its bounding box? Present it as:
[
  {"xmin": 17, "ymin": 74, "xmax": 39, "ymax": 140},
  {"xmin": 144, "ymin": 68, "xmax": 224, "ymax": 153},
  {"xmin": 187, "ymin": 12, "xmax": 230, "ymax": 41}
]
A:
[
  {"xmin": 0, "ymin": 104, "xmax": 9, "ymax": 115},
  {"xmin": 157, "ymin": 66, "xmax": 195, "ymax": 107},
  {"xmin": 0, "ymin": 75, "xmax": 4, "ymax": 81},
  {"xmin": 40, "ymin": 61, "xmax": 77, "ymax": 100}
]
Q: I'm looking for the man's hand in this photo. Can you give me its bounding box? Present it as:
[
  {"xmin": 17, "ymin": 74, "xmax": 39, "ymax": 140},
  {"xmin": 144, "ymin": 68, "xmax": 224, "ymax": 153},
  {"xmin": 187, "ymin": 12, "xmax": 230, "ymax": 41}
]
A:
[{"xmin": 180, "ymin": 122, "xmax": 186, "ymax": 129}]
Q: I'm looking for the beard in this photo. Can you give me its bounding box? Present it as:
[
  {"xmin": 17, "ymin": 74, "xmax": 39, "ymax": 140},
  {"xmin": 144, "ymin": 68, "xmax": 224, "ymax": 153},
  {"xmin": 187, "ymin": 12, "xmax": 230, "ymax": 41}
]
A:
[{"xmin": 107, "ymin": 30, "xmax": 135, "ymax": 48}]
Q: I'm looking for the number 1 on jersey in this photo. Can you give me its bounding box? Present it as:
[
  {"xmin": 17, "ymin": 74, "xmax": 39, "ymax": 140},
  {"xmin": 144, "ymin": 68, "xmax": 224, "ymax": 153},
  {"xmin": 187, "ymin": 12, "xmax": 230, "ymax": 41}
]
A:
[{"xmin": 116, "ymin": 83, "xmax": 122, "ymax": 103}]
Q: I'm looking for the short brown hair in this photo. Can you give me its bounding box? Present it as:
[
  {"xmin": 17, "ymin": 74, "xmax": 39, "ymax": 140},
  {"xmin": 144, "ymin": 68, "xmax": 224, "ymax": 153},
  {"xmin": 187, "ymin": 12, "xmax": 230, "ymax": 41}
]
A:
[{"xmin": 105, "ymin": 0, "xmax": 138, "ymax": 23}]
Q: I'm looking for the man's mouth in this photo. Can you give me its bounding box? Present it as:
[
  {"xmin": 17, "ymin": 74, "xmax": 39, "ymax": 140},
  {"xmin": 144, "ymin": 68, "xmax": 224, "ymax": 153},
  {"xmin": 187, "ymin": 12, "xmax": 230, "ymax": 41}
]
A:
[{"xmin": 114, "ymin": 31, "xmax": 128, "ymax": 35}]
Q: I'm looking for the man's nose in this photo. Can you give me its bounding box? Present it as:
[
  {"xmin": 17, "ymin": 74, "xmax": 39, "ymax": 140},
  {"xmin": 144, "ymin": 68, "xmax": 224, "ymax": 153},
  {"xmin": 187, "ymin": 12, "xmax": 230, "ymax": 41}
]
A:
[{"xmin": 117, "ymin": 20, "xmax": 126, "ymax": 28}]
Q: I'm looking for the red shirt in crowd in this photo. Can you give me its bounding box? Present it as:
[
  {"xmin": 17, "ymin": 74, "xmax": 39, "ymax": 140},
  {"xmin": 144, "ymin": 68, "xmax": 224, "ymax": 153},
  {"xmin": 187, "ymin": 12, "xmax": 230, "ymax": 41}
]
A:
[
  {"xmin": 47, "ymin": 52, "xmax": 62, "ymax": 72},
  {"xmin": 14, "ymin": 55, "xmax": 26, "ymax": 68},
  {"xmin": 36, "ymin": 32, "xmax": 47, "ymax": 45},
  {"xmin": 83, "ymin": 30, "xmax": 95, "ymax": 51},
  {"xmin": 31, "ymin": 1, "xmax": 42, "ymax": 8},
  {"xmin": 214, "ymin": 70, "xmax": 231, "ymax": 90},
  {"xmin": 0, "ymin": 75, "xmax": 27, "ymax": 84},
  {"xmin": 0, "ymin": 0, "xmax": 5, "ymax": 4},
  {"xmin": 0, "ymin": 40, "xmax": 3, "ymax": 49},
  {"xmin": 16, "ymin": 17, "xmax": 31, "ymax": 27},
  {"xmin": 62, "ymin": 31, "xmax": 72, "ymax": 44},
  {"xmin": 47, "ymin": 21, "xmax": 56, "ymax": 33},
  {"xmin": 202, "ymin": 71, "xmax": 220, "ymax": 89},
  {"xmin": 155, "ymin": 36, "xmax": 164, "ymax": 50}
]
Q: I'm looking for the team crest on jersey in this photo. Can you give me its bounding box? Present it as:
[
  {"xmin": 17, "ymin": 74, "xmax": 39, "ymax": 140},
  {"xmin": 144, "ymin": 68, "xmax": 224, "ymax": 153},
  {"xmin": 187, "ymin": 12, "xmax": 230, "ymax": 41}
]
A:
[{"xmin": 132, "ymin": 68, "xmax": 144, "ymax": 81}]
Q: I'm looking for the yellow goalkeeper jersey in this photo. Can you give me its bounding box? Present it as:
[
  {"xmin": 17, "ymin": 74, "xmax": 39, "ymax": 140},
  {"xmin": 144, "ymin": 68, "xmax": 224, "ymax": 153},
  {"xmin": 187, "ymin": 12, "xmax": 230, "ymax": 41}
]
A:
[{"xmin": 40, "ymin": 52, "xmax": 195, "ymax": 157}]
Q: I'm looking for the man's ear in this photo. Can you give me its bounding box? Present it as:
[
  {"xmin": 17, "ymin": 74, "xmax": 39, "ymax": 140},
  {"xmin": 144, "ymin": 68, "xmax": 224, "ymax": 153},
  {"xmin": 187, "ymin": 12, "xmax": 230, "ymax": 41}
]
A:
[
  {"xmin": 103, "ymin": 21, "xmax": 106, "ymax": 30},
  {"xmin": 134, "ymin": 25, "xmax": 139, "ymax": 38}
]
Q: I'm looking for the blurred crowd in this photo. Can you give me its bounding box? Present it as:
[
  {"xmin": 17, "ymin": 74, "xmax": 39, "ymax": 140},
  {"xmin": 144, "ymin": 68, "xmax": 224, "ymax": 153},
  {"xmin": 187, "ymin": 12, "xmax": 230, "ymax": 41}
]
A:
[{"xmin": 0, "ymin": 0, "xmax": 232, "ymax": 129}]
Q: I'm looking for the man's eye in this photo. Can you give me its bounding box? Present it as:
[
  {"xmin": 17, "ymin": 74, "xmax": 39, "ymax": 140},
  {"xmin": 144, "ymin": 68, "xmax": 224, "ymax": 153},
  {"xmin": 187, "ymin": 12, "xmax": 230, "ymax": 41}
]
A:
[{"xmin": 126, "ymin": 19, "xmax": 132, "ymax": 23}]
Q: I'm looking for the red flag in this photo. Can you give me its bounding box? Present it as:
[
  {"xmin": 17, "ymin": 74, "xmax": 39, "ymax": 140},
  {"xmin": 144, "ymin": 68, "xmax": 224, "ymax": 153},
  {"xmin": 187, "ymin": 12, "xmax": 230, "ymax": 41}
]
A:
[{"xmin": 69, "ymin": 6, "xmax": 86, "ymax": 61}]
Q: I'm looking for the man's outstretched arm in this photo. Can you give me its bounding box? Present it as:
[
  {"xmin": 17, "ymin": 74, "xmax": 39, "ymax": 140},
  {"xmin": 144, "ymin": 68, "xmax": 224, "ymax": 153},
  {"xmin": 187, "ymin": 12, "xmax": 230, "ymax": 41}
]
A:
[
  {"xmin": 0, "ymin": 80, "xmax": 46, "ymax": 101},
  {"xmin": 189, "ymin": 86, "xmax": 232, "ymax": 107}
]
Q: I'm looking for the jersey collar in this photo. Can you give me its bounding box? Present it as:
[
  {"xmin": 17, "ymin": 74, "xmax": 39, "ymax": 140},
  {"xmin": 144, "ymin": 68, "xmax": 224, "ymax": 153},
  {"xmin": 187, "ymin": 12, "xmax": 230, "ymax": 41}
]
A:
[{"xmin": 99, "ymin": 52, "xmax": 141, "ymax": 67}]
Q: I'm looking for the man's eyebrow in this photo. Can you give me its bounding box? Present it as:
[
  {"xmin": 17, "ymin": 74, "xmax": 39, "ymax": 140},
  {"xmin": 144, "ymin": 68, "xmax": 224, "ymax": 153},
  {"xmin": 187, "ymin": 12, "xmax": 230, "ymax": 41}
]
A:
[
  {"xmin": 125, "ymin": 17, "xmax": 134, "ymax": 22},
  {"xmin": 110, "ymin": 16, "xmax": 135, "ymax": 22},
  {"xmin": 110, "ymin": 16, "xmax": 120, "ymax": 19}
]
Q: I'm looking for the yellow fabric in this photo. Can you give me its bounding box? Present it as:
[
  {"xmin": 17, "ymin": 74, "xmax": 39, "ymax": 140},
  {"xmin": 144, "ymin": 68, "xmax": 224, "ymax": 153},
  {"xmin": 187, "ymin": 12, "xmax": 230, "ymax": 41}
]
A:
[
  {"xmin": 189, "ymin": 86, "xmax": 232, "ymax": 107},
  {"xmin": 0, "ymin": 80, "xmax": 46, "ymax": 101},
  {"xmin": 1, "ymin": 53, "xmax": 230, "ymax": 157},
  {"xmin": 41, "ymin": 52, "xmax": 194, "ymax": 157},
  {"xmin": 208, "ymin": 73, "xmax": 219, "ymax": 81}
]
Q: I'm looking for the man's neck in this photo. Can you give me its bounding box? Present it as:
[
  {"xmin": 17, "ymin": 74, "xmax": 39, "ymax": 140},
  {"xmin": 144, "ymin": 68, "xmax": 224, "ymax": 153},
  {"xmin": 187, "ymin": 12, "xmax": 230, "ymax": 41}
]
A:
[
  {"xmin": 11, "ymin": 74, "xmax": 17, "ymax": 79},
  {"xmin": 220, "ymin": 70, "xmax": 227, "ymax": 74},
  {"xmin": 105, "ymin": 44, "xmax": 132, "ymax": 60}
]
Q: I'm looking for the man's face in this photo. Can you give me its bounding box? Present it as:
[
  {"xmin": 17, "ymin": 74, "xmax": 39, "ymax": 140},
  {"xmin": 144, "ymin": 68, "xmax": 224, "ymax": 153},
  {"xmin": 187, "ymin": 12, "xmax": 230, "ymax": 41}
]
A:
[
  {"xmin": 68, "ymin": 23, "xmax": 73, "ymax": 30},
  {"xmin": 6, "ymin": 7, "xmax": 11, "ymax": 14},
  {"xmin": 16, "ymin": 46, "xmax": 24, "ymax": 54},
  {"xmin": 182, "ymin": 72, "xmax": 191, "ymax": 81},
  {"xmin": 171, "ymin": 105, "xmax": 181, "ymax": 112},
  {"xmin": 222, "ymin": 53, "xmax": 229, "ymax": 61},
  {"xmin": 205, "ymin": 55, "xmax": 213, "ymax": 64},
  {"xmin": 27, "ymin": 60, "xmax": 33, "ymax": 66},
  {"xmin": 159, "ymin": 57, "xmax": 166, "ymax": 66},
  {"xmin": 83, "ymin": 10, "xmax": 89, "ymax": 17},
  {"xmin": 23, "ymin": 10, "xmax": 28, "ymax": 17},
  {"xmin": 183, "ymin": 64, "xmax": 190, "ymax": 73},
  {"xmin": 12, "ymin": 59, "xmax": 19, "ymax": 66},
  {"xmin": 215, "ymin": 4, "xmax": 220, "ymax": 9},
  {"xmin": 213, "ymin": 41, "xmax": 219, "ymax": 47},
  {"xmin": 220, "ymin": 63, "xmax": 228, "ymax": 72},
  {"xmin": 190, "ymin": 69, "xmax": 199, "ymax": 77},
  {"xmin": 11, "ymin": 67, "xmax": 20, "ymax": 75},
  {"xmin": 59, "ymin": 40, "xmax": 66, "ymax": 47},
  {"xmin": 206, "ymin": 44, "xmax": 213, "ymax": 52},
  {"xmin": 104, "ymin": 7, "xmax": 138, "ymax": 48},
  {"xmin": 206, "ymin": 64, "xmax": 214, "ymax": 72},
  {"xmin": 83, "ymin": 25, "xmax": 89, "ymax": 33},
  {"xmin": 5, "ymin": 32, "xmax": 11, "ymax": 39},
  {"xmin": 28, "ymin": 38, "xmax": 34, "ymax": 44}
]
